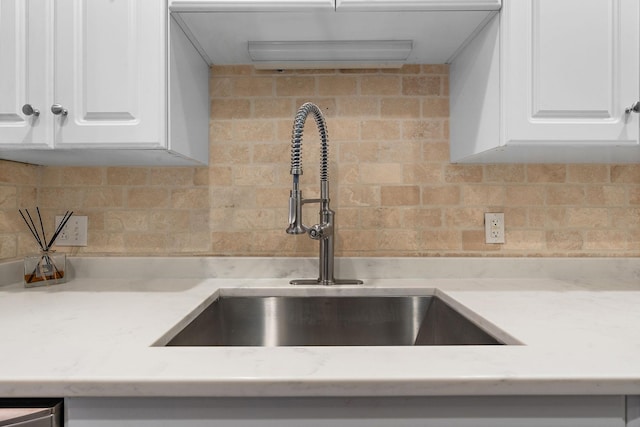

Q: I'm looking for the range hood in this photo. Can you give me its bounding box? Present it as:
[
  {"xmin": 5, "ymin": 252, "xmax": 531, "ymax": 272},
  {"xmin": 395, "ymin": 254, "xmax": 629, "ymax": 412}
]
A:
[{"xmin": 169, "ymin": 0, "xmax": 501, "ymax": 69}]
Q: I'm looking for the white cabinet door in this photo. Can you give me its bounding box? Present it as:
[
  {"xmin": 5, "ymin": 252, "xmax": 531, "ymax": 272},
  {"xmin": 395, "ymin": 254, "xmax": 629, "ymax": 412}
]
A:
[
  {"xmin": 504, "ymin": 0, "xmax": 639, "ymax": 146},
  {"xmin": 450, "ymin": 0, "xmax": 640, "ymax": 163},
  {"xmin": 0, "ymin": 0, "xmax": 54, "ymax": 148},
  {"xmin": 53, "ymin": 0, "xmax": 164, "ymax": 149}
]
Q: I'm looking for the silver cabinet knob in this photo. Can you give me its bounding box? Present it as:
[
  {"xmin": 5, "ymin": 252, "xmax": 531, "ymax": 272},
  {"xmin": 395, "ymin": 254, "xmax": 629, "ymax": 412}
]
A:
[
  {"xmin": 51, "ymin": 104, "xmax": 68, "ymax": 116},
  {"xmin": 22, "ymin": 104, "xmax": 40, "ymax": 117},
  {"xmin": 625, "ymin": 101, "xmax": 640, "ymax": 114}
]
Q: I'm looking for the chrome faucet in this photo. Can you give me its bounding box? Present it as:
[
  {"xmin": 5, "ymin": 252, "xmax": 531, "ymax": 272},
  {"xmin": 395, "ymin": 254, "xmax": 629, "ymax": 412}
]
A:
[{"xmin": 286, "ymin": 102, "xmax": 363, "ymax": 286}]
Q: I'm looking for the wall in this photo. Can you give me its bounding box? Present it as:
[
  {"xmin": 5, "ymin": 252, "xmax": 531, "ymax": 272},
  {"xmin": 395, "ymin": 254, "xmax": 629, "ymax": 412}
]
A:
[{"xmin": 0, "ymin": 65, "xmax": 638, "ymax": 260}]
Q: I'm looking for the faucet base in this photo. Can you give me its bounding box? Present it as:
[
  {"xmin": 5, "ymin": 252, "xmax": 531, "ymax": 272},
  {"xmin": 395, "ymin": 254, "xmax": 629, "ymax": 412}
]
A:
[{"xmin": 290, "ymin": 278, "xmax": 364, "ymax": 286}]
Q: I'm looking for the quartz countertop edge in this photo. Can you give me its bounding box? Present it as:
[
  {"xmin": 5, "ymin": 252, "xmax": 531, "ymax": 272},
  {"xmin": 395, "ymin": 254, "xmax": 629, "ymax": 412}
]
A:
[{"xmin": 1, "ymin": 256, "xmax": 639, "ymax": 397}]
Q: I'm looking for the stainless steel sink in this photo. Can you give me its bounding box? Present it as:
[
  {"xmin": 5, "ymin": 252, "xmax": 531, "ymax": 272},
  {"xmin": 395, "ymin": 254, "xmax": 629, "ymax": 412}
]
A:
[{"xmin": 164, "ymin": 295, "xmax": 504, "ymax": 347}]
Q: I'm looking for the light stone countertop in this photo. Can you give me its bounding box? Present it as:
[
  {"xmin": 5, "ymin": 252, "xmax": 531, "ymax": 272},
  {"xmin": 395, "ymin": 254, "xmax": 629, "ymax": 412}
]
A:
[{"xmin": 0, "ymin": 256, "xmax": 639, "ymax": 398}]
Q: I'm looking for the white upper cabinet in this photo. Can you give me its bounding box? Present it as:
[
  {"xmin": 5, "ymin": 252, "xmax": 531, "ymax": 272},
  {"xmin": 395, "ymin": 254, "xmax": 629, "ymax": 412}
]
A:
[
  {"xmin": 450, "ymin": 0, "xmax": 640, "ymax": 163},
  {"xmin": 53, "ymin": 0, "xmax": 163, "ymax": 149},
  {"xmin": 169, "ymin": 0, "xmax": 501, "ymax": 68},
  {"xmin": 0, "ymin": 0, "xmax": 209, "ymax": 166},
  {"xmin": 0, "ymin": 0, "xmax": 54, "ymax": 149}
]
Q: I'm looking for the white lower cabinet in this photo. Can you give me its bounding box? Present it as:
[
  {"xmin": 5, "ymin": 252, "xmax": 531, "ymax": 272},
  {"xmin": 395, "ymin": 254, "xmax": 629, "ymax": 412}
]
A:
[
  {"xmin": 450, "ymin": 0, "xmax": 640, "ymax": 163},
  {"xmin": 0, "ymin": 0, "xmax": 208, "ymax": 166},
  {"xmin": 66, "ymin": 395, "xmax": 626, "ymax": 427}
]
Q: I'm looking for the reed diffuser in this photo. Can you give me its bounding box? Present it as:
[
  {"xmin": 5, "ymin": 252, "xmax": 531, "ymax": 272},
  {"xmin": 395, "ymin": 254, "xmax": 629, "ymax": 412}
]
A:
[{"xmin": 19, "ymin": 208, "xmax": 73, "ymax": 287}]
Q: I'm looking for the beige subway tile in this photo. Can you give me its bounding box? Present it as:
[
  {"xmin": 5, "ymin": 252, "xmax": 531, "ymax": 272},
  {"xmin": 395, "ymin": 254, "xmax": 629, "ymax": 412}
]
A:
[
  {"xmin": 254, "ymin": 98, "xmax": 294, "ymax": 119},
  {"xmin": 423, "ymin": 141, "xmax": 450, "ymax": 162},
  {"xmin": 546, "ymin": 186, "xmax": 585, "ymax": 205},
  {"xmin": 318, "ymin": 76, "xmax": 357, "ymax": 96},
  {"xmin": 336, "ymin": 163, "xmax": 360, "ymax": 185},
  {"xmin": 502, "ymin": 230, "xmax": 545, "ymax": 251},
  {"xmin": 171, "ymin": 188, "xmax": 210, "ymax": 209},
  {"xmin": 422, "ymin": 186, "xmax": 460, "ymax": 205},
  {"xmin": 361, "ymin": 76, "xmax": 401, "ymax": 95},
  {"xmin": 422, "ymin": 64, "xmax": 449, "ymax": 75},
  {"xmin": 84, "ymin": 188, "xmax": 123, "ymax": 208},
  {"xmin": 210, "ymin": 120, "xmax": 234, "ymax": 142},
  {"xmin": 403, "ymin": 208, "xmax": 442, "ymax": 228},
  {"xmin": 0, "ymin": 234, "xmax": 17, "ymax": 259},
  {"xmin": 402, "ymin": 76, "xmax": 441, "ymax": 96},
  {"xmin": 462, "ymin": 185, "xmax": 505, "ymax": 206},
  {"xmin": 585, "ymin": 185, "xmax": 626, "ymax": 206},
  {"xmin": 294, "ymin": 98, "xmax": 337, "ymax": 117},
  {"xmin": 630, "ymin": 187, "xmax": 640, "ymax": 205},
  {"xmin": 211, "ymin": 231, "xmax": 253, "ymax": 253},
  {"xmin": 148, "ymin": 211, "xmax": 190, "ymax": 232},
  {"xmin": 337, "ymin": 229, "xmax": 378, "ymax": 252},
  {"xmin": 584, "ymin": 230, "xmax": 627, "ymax": 250},
  {"xmin": 462, "ymin": 230, "xmax": 500, "ymax": 252},
  {"xmin": 381, "ymin": 98, "xmax": 420, "ymax": 118},
  {"xmin": 381, "ymin": 185, "xmax": 420, "ymax": 206},
  {"xmin": 210, "ymin": 77, "xmax": 233, "ymax": 97},
  {"xmin": 611, "ymin": 207, "xmax": 640, "ymax": 228},
  {"xmin": 504, "ymin": 207, "xmax": 527, "ymax": 227},
  {"xmin": 506, "ymin": 186, "xmax": 545, "ymax": 206},
  {"xmin": 0, "ymin": 160, "xmax": 40, "ymax": 185},
  {"xmin": 233, "ymin": 165, "xmax": 276, "ymax": 186},
  {"xmin": 339, "ymin": 141, "xmax": 378, "ymax": 162},
  {"xmin": 85, "ymin": 231, "xmax": 125, "ymax": 253},
  {"xmin": 167, "ymin": 231, "xmax": 211, "ymax": 253},
  {"xmin": 444, "ymin": 165, "xmax": 483, "ymax": 183},
  {"xmin": 485, "ymin": 165, "xmax": 526, "ymax": 183},
  {"xmin": 546, "ymin": 230, "xmax": 583, "ymax": 251},
  {"xmin": 193, "ymin": 168, "xmax": 209, "ymax": 186},
  {"xmin": 527, "ymin": 165, "xmax": 566, "ymax": 183},
  {"xmin": 233, "ymin": 77, "xmax": 273, "ymax": 96},
  {"xmin": 150, "ymin": 168, "xmax": 195, "ymax": 186},
  {"xmin": 256, "ymin": 187, "xmax": 289, "ymax": 208},
  {"xmin": 402, "ymin": 120, "xmax": 443, "ymax": 140},
  {"xmin": 232, "ymin": 120, "xmax": 276, "ymax": 142},
  {"xmin": 0, "ymin": 211, "xmax": 21, "ymax": 233},
  {"xmin": 360, "ymin": 207, "xmax": 402, "ymax": 228},
  {"xmin": 107, "ymin": 167, "xmax": 148, "ymax": 185},
  {"xmin": 39, "ymin": 188, "xmax": 85, "ymax": 209},
  {"xmin": 378, "ymin": 229, "xmax": 420, "ymax": 251},
  {"xmin": 189, "ymin": 210, "xmax": 210, "ymax": 233},
  {"xmin": 127, "ymin": 188, "xmax": 170, "ymax": 209},
  {"xmin": 124, "ymin": 232, "xmax": 167, "ymax": 253},
  {"xmin": 17, "ymin": 187, "xmax": 37, "ymax": 208},
  {"xmin": 105, "ymin": 211, "xmax": 148, "ymax": 232},
  {"xmin": 254, "ymin": 143, "xmax": 288, "ymax": 163},
  {"xmin": 422, "ymin": 98, "xmax": 449, "ymax": 118},
  {"xmin": 336, "ymin": 207, "xmax": 360, "ymax": 228},
  {"xmin": 361, "ymin": 120, "xmax": 401, "ymax": 140},
  {"xmin": 337, "ymin": 98, "xmax": 379, "ymax": 117},
  {"xmin": 420, "ymin": 230, "xmax": 461, "ymax": 250},
  {"xmin": 338, "ymin": 185, "xmax": 380, "ymax": 207},
  {"xmin": 444, "ymin": 207, "xmax": 486, "ymax": 228},
  {"xmin": 231, "ymin": 209, "xmax": 276, "ymax": 229},
  {"xmin": 211, "ymin": 99, "xmax": 251, "ymax": 119},
  {"xmin": 611, "ymin": 165, "xmax": 640, "ymax": 183},
  {"xmin": 251, "ymin": 230, "xmax": 297, "ymax": 253},
  {"xmin": 566, "ymin": 207, "xmax": 609, "ymax": 228},
  {"xmin": 60, "ymin": 167, "xmax": 103, "ymax": 186},
  {"xmin": 628, "ymin": 230, "xmax": 640, "ymax": 252},
  {"xmin": 359, "ymin": 163, "xmax": 402, "ymax": 184},
  {"xmin": 543, "ymin": 207, "xmax": 567, "ymax": 228},
  {"xmin": 275, "ymin": 76, "xmax": 315, "ymax": 97},
  {"xmin": 379, "ymin": 141, "xmax": 422, "ymax": 163},
  {"xmin": 441, "ymin": 74, "xmax": 449, "ymax": 96},
  {"xmin": 210, "ymin": 143, "xmax": 251, "ymax": 164},
  {"xmin": 568, "ymin": 165, "xmax": 609, "ymax": 183},
  {"xmin": 327, "ymin": 119, "xmax": 361, "ymax": 142},
  {"xmin": 209, "ymin": 166, "xmax": 233, "ymax": 186},
  {"xmin": 210, "ymin": 65, "xmax": 253, "ymax": 76},
  {"xmin": 0, "ymin": 187, "xmax": 17, "ymax": 209},
  {"xmin": 403, "ymin": 163, "xmax": 442, "ymax": 184}
]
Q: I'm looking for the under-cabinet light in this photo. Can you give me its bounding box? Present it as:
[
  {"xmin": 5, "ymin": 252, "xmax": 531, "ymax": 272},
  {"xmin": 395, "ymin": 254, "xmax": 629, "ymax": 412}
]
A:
[{"xmin": 247, "ymin": 40, "xmax": 413, "ymax": 69}]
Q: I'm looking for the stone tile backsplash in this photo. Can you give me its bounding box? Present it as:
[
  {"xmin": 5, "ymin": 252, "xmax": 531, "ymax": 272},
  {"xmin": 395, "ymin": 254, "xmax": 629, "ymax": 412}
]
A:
[{"xmin": 0, "ymin": 65, "xmax": 638, "ymax": 259}]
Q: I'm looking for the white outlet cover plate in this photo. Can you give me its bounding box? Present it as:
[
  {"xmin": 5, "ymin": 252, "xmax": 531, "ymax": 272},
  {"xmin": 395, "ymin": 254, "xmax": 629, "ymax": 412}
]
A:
[
  {"xmin": 54, "ymin": 215, "xmax": 88, "ymax": 247},
  {"xmin": 484, "ymin": 212, "xmax": 505, "ymax": 244}
]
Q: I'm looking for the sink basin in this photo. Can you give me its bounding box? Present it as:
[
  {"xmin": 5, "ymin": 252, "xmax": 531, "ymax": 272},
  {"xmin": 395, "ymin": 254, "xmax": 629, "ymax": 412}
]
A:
[{"xmin": 164, "ymin": 295, "xmax": 504, "ymax": 347}]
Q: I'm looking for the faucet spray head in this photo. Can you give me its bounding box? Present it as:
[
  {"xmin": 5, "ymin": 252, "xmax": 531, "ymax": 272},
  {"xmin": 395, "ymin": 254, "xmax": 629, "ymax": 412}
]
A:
[{"xmin": 286, "ymin": 189, "xmax": 307, "ymax": 235}]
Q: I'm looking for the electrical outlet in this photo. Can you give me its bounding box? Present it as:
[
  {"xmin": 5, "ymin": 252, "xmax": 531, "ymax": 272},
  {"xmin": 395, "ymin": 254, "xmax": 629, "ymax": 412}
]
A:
[
  {"xmin": 484, "ymin": 212, "xmax": 505, "ymax": 244},
  {"xmin": 54, "ymin": 215, "xmax": 88, "ymax": 246}
]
